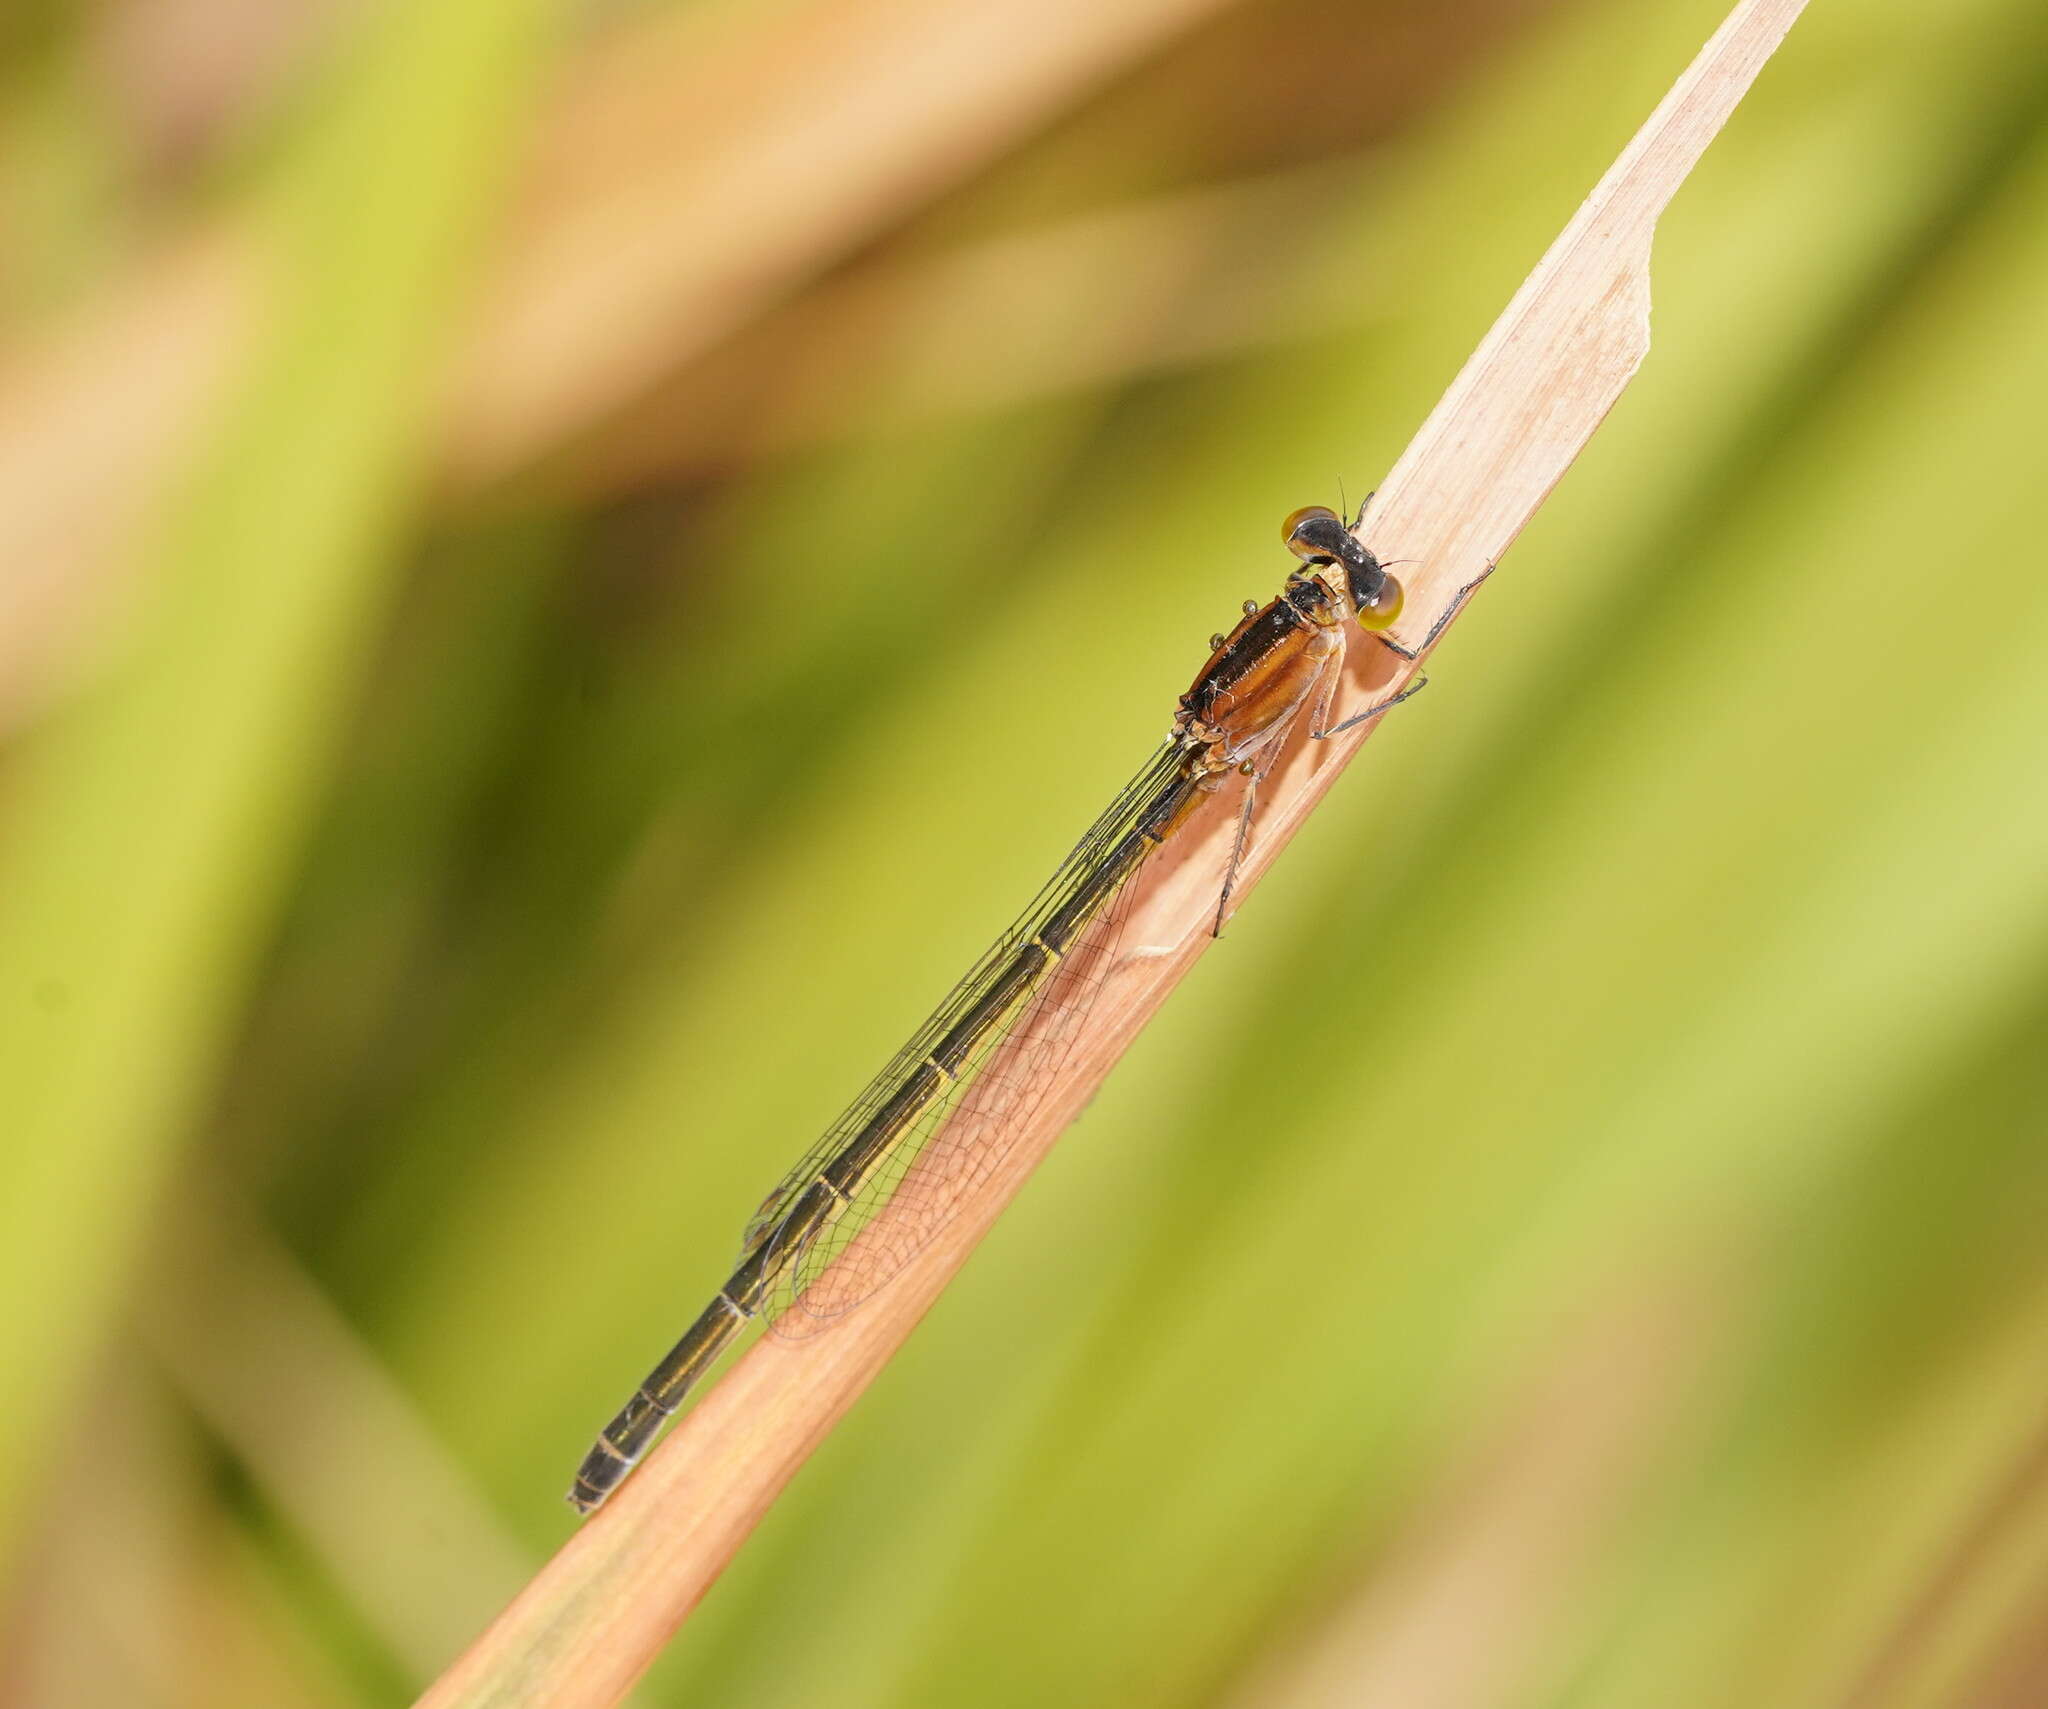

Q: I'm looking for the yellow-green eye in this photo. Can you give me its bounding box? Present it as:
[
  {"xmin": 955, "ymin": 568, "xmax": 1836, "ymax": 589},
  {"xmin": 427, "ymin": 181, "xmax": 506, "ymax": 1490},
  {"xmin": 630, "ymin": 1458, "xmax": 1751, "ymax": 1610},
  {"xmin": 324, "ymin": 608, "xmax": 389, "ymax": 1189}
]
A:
[
  {"xmin": 1356, "ymin": 573, "xmax": 1405, "ymax": 631},
  {"xmin": 1282, "ymin": 505, "xmax": 1341, "ymax": 556}
]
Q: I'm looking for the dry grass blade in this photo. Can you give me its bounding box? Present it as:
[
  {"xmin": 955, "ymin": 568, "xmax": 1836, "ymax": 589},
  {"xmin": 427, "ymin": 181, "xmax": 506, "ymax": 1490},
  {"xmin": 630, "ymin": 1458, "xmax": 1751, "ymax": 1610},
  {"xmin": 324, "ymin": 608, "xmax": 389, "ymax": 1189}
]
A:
[
  {"xmin": 412, "ymin": 2, "xmax": 1809, "ymax": 1703},
  {"xmin": 573, "ymin": 154, "xmax": 1388, "ymax": 493},
  {"xmin": 0, "ymin": 233, "xmax": 259, "ymax": 729},
  {"xmin": 442, "ymin": 0, "xmax": 1241, "ymax": 485}
]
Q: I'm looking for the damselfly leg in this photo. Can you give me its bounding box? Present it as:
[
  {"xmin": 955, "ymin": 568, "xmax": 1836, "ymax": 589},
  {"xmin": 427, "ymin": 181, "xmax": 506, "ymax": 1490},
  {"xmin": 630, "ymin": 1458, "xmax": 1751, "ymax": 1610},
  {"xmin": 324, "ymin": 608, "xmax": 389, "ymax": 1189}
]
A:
[{"xmin": 1372, "ymin": 562, "xmax": 1497, "ymax": 662}]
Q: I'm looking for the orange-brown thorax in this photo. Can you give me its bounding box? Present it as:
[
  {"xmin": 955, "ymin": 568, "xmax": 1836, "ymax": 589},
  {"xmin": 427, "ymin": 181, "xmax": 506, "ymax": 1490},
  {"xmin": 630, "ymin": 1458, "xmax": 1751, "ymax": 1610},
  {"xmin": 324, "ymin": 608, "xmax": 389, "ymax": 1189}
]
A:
[{"xmin": 1175, "ymin": 573, "xmax": 1347, "ymax": 773}]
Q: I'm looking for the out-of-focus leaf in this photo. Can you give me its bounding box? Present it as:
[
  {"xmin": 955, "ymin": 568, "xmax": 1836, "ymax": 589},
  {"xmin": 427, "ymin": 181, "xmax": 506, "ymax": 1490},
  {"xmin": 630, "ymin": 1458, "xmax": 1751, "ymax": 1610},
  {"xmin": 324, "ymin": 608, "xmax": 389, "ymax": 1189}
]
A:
[{"xmin": 0, "ymin": 0, "xmax": 560, "ymax": 1565}]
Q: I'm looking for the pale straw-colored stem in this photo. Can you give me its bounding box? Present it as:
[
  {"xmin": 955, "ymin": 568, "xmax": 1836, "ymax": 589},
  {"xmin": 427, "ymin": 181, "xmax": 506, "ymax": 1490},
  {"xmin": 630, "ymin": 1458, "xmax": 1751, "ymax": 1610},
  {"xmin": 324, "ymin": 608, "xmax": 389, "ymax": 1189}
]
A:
[{"xmin": 413, "ymin": 3, "xmax": 1810, "ymax": 1703}]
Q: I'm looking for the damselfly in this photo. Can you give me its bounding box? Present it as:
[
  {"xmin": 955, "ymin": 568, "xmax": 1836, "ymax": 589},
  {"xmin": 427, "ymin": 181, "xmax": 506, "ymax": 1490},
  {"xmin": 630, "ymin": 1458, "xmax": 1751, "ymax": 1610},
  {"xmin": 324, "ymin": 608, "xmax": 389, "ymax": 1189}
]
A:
[{"xmin": 569, "ymin": 505, "xmax": 1455, "ymax": 1513}]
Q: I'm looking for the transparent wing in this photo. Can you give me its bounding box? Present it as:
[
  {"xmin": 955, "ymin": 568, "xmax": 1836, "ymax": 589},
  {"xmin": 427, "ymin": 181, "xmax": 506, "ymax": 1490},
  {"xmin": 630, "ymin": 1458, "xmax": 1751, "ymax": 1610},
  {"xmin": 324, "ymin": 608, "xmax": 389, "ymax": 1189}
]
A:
[
  {"xmin": 770, "ymin": 864, "xmax": 1141, "ymax": 1334},
  {"xmin": 736, "ymin": 741, "xmax": 1192, "ymax": 1331}
]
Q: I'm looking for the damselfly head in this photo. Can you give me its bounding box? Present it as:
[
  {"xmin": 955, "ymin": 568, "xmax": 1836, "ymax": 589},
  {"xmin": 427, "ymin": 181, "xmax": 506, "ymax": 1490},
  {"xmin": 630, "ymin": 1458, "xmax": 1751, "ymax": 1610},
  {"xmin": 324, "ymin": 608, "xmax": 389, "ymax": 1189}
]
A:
[
  {"xmin": 1283, "ymin": 505, "xmax": 1403, "ymax": 630},
  {"xmin": 1281, "ymin": 505, "xmax": 1348, "ymax": 563},
  {"xmin": 1353, "ymin": 570, "xmax": 1405, "ymax": 632}
]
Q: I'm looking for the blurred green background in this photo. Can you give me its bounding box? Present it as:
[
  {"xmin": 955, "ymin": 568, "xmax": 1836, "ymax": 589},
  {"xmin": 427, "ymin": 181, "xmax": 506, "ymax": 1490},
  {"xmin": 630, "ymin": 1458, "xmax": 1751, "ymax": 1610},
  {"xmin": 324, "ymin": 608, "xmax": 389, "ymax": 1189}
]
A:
[{"xmin": 4, "ymin": 0, "xmax": 2048, "ymax": 1704}]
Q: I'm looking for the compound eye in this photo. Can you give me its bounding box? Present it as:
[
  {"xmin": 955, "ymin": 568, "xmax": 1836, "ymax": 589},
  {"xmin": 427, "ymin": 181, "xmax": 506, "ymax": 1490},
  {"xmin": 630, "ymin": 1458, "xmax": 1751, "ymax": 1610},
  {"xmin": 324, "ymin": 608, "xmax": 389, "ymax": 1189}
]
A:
[
  {"xmin": 1282, "ymin": 506, "xmax": 1342, "ymax": 558},
  {"xmin": 1356, "ymin": 572, "xmax": 1405, "ymax": 632}
]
